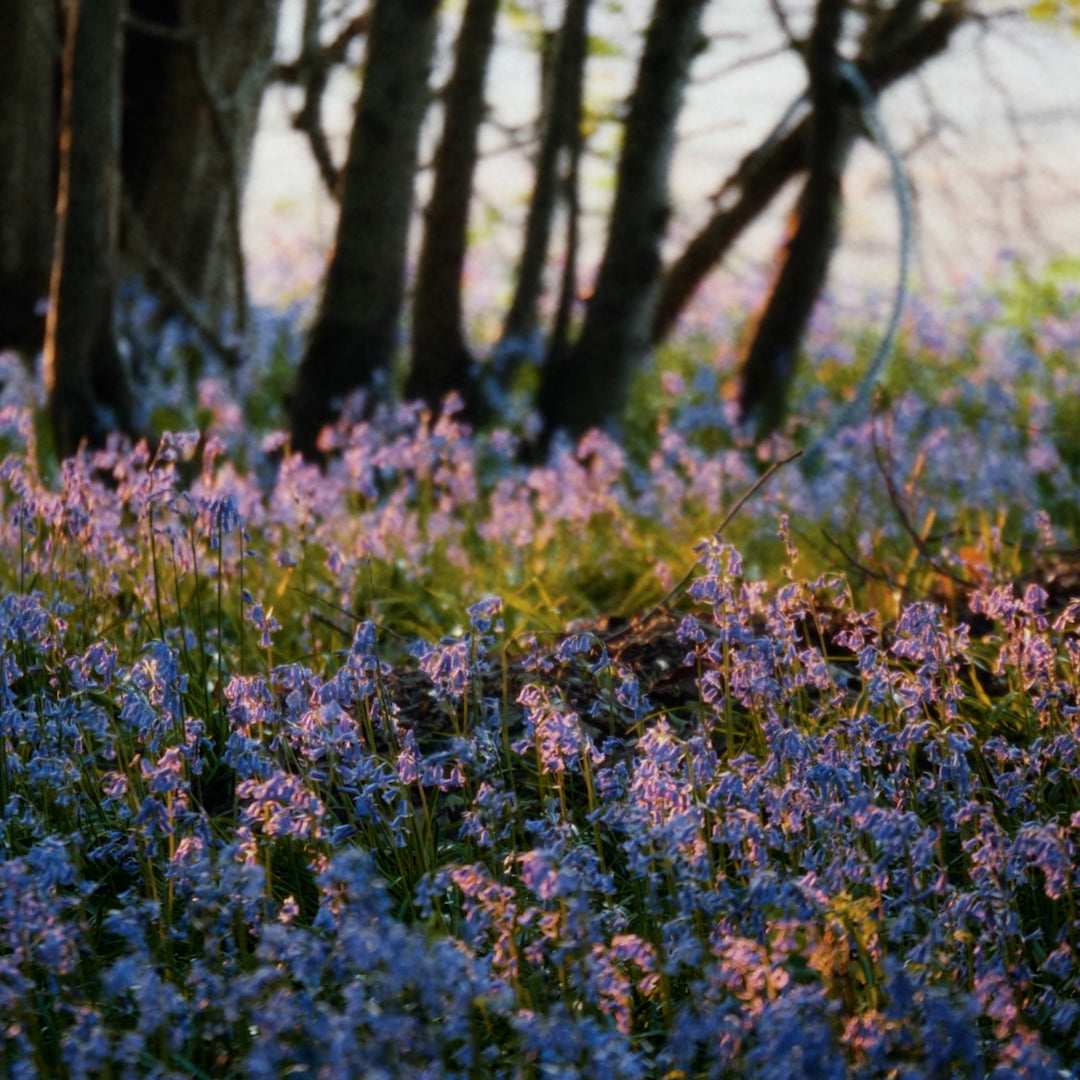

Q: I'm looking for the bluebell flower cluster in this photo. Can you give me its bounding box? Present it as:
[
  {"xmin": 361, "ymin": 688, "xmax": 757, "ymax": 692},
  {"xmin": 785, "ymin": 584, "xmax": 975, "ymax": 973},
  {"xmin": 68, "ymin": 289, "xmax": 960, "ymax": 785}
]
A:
[{"xmin": 2, "ymin": 273, "xmax": 1080, "ymax": 1076}]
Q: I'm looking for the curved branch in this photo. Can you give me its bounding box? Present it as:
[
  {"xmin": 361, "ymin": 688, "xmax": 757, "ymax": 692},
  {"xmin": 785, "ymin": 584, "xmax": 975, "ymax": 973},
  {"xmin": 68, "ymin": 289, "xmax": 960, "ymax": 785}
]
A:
[
  {"xmin": 274, "ymin": 10, "xmax": 371, "ymax": 82},
  {"xmin": 651, "ymin": 1, "xmax": 968, "ymax": 344},
  {"xmin": 274, "ymin": 4, "xmax": 371, "ymax": 199}
]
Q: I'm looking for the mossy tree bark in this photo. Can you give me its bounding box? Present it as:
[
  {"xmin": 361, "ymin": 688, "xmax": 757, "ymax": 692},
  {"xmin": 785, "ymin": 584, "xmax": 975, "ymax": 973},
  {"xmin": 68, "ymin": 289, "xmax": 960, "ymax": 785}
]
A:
[
  {"xmin": 1, "ymin": 0, "xmax": 281, "ymax": 373},
  {"xmin": 121, "ymin": 0, "xmax": 282, "ymax": 337}
]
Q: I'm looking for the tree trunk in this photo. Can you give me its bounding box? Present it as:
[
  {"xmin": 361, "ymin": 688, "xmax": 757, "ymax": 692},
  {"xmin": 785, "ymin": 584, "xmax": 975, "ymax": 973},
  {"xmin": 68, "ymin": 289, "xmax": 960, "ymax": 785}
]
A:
[
  {"xmin": 45, "ymin": 0, "xmax": 133, "ymax": 458},
  {"xmin": 651, "ymin": 1, "xmax": 967, "ymax": 345},
  {"xmin": 289, "ymin": 0, "xmax": 441, "ymax": 459},
  {"xmin": 0, "ymin": 0, "xmax": 281, "ymax": 365},
  {"xmin": 537, "ymin": 0, "xmax": 709, "ymax": 446},
  {"xmin": 549, "ymin": 70, "xmax": 586, "ymax": 368},
  {"xmin": 121, "ymin": 0, "xmax": 282, "ymax": 335},
  {"xmin": 0, "ymin": 1, "xmax": 58, "ymax": 356},
  {"xmin": 736, "ymin": 0, "xmax": 851, "ymax": 439},
  {"xmin": 405, "ymin": 0, "xmax": 501, "ymax": 422},
  {"xmin": 495, "ymin": 0, "xmax": 592, "ymax": 380}
]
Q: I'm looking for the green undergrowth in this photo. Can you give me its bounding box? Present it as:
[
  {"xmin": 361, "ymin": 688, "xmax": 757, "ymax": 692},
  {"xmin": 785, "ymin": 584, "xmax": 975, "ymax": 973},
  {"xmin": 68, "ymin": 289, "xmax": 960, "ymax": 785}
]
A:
[{"xmin": 2, "ymin": 261, "xmax": 1080, "ymax": 1076}]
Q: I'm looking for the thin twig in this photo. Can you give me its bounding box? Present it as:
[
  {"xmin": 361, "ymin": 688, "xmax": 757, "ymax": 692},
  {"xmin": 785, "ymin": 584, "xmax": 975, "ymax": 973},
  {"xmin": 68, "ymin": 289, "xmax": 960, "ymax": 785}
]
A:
[
  {"xmin": 818, "ymin": 527, "xmax": 894, "ymax": 584},
  {"xmin": 870, "ymin": 425, "xmax": 975, "ymax": 589},
  {"xmin": 635, "ymin": 449, "xmax": 805, "ymax": 624},
  {"xmin": 767, "ymin": 0, "xmax": 802, "ymax": 49}
]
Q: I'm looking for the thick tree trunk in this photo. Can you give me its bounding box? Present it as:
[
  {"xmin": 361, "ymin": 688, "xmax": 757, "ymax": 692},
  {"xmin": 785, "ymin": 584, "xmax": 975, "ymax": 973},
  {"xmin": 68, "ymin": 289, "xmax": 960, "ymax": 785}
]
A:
[
  {"xmin": 537, "ymin": 0, "xmax": 709, "ymax": 446},
  {"xmin": 651, "ymin": 1, "xmax": 966, "ymax": 344},
  {"xmin": 495, "ymin": 0, "xmax": 592, "ymax": 379},
  {"xmin": 121, "ymin": 0, "xmax": 281, "ymax": 335},
  {"xmin": 736, "ymin": 0, "xmax": 851, "ymax": 439},
  {"xmin": 0, "ymin": 0, "xmax": 281, "ymax": 365},
  {"xmin": 45, "ymin": 0, "xmax": 133, "ymax": 457},
  {"xmin": 405, "ymin": 0, "xmax": 501, "ymax": 421},
  {"xmin": 0, "ymin": 2, "xmax": 58, "ymax": 355},
  {"xmin": 289, "ymin": 0, "xmax": 441, "ymax": 459}
]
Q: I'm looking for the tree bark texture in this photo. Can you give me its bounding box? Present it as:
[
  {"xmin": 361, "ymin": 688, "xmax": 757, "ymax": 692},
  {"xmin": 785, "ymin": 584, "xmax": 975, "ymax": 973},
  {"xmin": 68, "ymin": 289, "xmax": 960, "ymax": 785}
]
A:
[
  {"xmin": 537, "ymin": 0, "xmax": 709, "ymax": 446},
  {"xmin": 736, "ymin": 0, "xmax": 851, "ymax": 439},
  {"xmin": 0, "ymin": 1, "xmax": 58, "ymax": 355},
  {"xmin": 45, "ymin": 0, "xmax": 133, "ymax": 457},
  {"xmin": 405, "ymin": 0, "xmax": 501, "ymax": 422},
  {"xmin": 122, "ymin": 0, "xmax": 282, "ymax": 331},
  {"xmin": 651, "ymin": 1, "xmax": 966, "ymax": 345},
  {"xmin": 549, "ymin": 75, "xmax": 585, "ymax": 369},
  {"xmin": 496, "ymin": 0, "xmax": 592, "ymax": 376},
  {"xmin": 289, "ymin": 0, "xmax": 441, "ymax": 458}
]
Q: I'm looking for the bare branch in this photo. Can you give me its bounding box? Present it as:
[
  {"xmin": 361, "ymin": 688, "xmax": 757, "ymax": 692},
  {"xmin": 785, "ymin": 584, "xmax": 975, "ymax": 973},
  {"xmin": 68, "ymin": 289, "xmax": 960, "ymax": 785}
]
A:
[
  {"xmin": 275, "ymin": 10, "xmax": 371, "ymax": 82},
  {"xmin": 693, "ymin": 43, "xmax": 791, "ymax": 83},
  {"xmin": 273, "ymin": 3, "xmax": 372, "ymax": 199},
  {"xmin": 870, "ymin": 423, "xmax": 976, "ymax": 590},
  {"xmin": 325, "ymin": 11, "xmax": 372, "ymax": 65},
  {"xmin": 767, "ymin": 0, "xmax": 803, "ymax": 50},
  {"xmin": 971, "ymin": 25, "xmax": 1053, "ymax": 251},
  {"xmin": 643, "ymin": 449, "xmax": 806, "ymax": 619},
  {"xmin": 652, "ymin": 1, "xmax": 968, "ymax": 343},
  {"xmin": 292, "ymin": 0, "xmax": 342, "ymax": 195}
]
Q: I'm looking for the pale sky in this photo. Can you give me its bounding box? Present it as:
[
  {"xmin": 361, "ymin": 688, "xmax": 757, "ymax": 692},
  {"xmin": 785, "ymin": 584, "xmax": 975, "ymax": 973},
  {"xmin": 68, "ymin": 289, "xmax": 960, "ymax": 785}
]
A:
[{"xmin": 243, "ymin": 3, "xmax": 1080, "ymax": 313}]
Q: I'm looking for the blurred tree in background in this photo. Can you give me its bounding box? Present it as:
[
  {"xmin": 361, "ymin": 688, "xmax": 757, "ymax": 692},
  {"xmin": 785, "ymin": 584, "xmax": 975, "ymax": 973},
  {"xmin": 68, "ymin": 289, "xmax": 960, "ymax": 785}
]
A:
[
  {"xmin": 45, "ymin": 0, "xmax": 131, "ymax": 453},
  {"xmin": 0, "ymin": 0, "xmax": 280, "ymax": 457},
  {"xmin": 534, "ymin": 0, "xmax": 710, "ymax": 446},
  {"xmin": 121, "ymin": 0, "xmax": 281, "ymax": 337},
  {"xmin": 0, "ymin": 4, "xmax": 57, "ymax": 359},
  {"xmin": 286, "ymin": 0, "xmax": 441, "ymax": 457},
  {"xmin": 0, "ymin": 0, "xmax": 1072, "ymax": 459},
  {"xmin": 404, "ymin": 0, "xmax": 502, "ymax": 428}
]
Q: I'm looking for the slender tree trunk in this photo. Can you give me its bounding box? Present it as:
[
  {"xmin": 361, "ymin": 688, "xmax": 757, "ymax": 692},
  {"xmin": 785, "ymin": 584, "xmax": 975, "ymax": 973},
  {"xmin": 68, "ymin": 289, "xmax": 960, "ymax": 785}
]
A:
[
  {"xmin": 0, "ymin": 2, "xmax": 58, "ymax": 355},
  {"xmin": 405, "ymin": 0, "xmax": 501, "ymax": 421},
  {"xmin": 549, "ymin": 73, "xmax": 585, "ymax": 365},
  {"xmin": 495, "ymin": 0, "xmax": 591, "ymax": 378},
  {"xmin": 121, "ymin": 0, "xmax": 282, "ymax": 335},
  {"xmin": 537, "ymin": 0, "xmax": 709, "ymax": 446},
  {"xmin": 45, "ymin": 0, "xmax": 133, "ymax": 457},
  {"xmin": 736, "ymin": 0, "xmax": 851, "ymax": 439},
  {"xmin": 290, "ymin": 0, "xmax": 440, "ymax": 458},
  {"xmin": 651, "ymin": 1, "xmax": 966, "ymax": 344}
]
